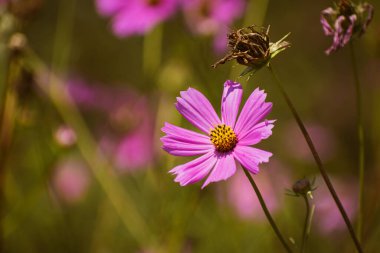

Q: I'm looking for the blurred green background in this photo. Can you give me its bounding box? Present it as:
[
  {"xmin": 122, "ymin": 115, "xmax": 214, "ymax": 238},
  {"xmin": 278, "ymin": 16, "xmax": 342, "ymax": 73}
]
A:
[{"xmin": 1, "ymin": 0, "xmax": 380, "ymax": 252}]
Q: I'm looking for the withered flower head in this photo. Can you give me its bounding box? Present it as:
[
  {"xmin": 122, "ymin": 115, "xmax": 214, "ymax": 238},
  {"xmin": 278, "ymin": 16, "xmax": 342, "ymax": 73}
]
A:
[
  {"xmin": 287, "ymin": 177, "xmax": 317, "ymax": 197},
  {"xmin": 212, "ymin": 25, "xmax": 290, "ymax": 76},
  {"xmin": 321, "ymin": 0, "xmax": 374, "ymax": 54}
]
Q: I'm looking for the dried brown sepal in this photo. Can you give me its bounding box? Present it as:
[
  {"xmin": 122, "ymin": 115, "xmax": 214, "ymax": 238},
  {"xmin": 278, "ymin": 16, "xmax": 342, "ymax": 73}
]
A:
[
  {"xmin": 212, "ymin": 25, "xmax": 290, "ymax": 76},
  {"xmin": 212, "ymin": 26, "xmax": 270, "ymax": 69}
]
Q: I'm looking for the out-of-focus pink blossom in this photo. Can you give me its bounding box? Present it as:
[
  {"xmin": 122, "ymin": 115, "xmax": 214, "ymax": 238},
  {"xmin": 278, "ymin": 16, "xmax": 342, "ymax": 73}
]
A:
[
  {"xmin": 67, "ymin": 79, "xmax": 155, "ymax": 172},
  {"xmin": 182, "ymin": 0, "xmax": 245, "ymax": 53},
  {"xmin": 96, "ymin": 0, "xmax": 179, "ymax": 37},
  {"xmin": 52, "ymin": 159, "xmax": 90, "ymax": 203},
  {"xmin": 284, "ymin": 122, "xmax": 337, "ymax": 162},
  {"xmin": 320, "ymin": 0, "xmax": 374, "ymax": 54},
  {"xmin": 225, "ymin": 159, "xmax": 290, "ymax": 221},
  {"xmin": 313, "ymin": 176, "xmax": 358, "ymax": 234},
  {"xmin": 54, "ymin": 125, "xmax": 77, "ymax": 147}
]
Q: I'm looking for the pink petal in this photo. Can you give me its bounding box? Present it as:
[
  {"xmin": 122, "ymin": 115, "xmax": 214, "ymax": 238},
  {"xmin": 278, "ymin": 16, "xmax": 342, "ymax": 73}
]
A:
[
  {"xmin": 176, "ymin": 88, "xmax": 221, "ymax": 134},
  {"xmin": 112, "ymin": 4, "xmax": 147, "ymax": 36},
  {"xmin": 161, "ymin": 136, "xmax": 213, "ymax": 156},
  {"xmin": 238, "ymin": 120, "xmax": 275, "ymax": 146},
  {"xmin": 162, "ymin": 122, "xmax": 210, "ymax": 144},
  {"xmin": 111, "ymin": 0, "xmax": 178, "ymax": 37},
  {"xmin": 234, "ymin": 88, "xmax": 272, "ymax": 139},
  {"xmin": 233, "ymin": 145, "xmax": 272, "ymax": 174},
  {"xmin": 221, "ymin": 80, "xmax": 242, "ymax": 128},
  {"xmin": 161, "ymin": 122, "xmax": 213, "ymax": 156},
  {"xmin": 96, "ymin": 0, "xmax": 126, "ymax": 16},
  {"xmin": 202, "ymin": 153, "xmax": 236, "ymax": 188},
  {"xmin": 170, "ymin": 152, "xmax": 217, "ymax": 186},
  {"xmin": 320, "ymin": 7, "xmax": 336, "ymax": 36}
]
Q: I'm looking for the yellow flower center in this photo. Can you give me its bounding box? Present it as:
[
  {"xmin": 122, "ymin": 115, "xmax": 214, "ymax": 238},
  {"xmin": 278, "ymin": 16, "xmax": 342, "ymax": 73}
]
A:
[{"xmin": 209, "ymin": 124, "xmax": 238, "ymax": 153}]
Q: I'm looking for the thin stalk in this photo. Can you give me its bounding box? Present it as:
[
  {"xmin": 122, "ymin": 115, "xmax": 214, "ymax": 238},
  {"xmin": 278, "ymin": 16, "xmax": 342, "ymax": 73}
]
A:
[
  {"xmin": 267, "ymin": 64, "xmax": 363, "ymax": 253},
  {"xmin": 350, "ymin": 41, "xmax": 365, "ymax": 243},
  {"xmin": 143, "ymin": 24, "xmax": 163, "ymax": 77},
  {"xmin": 242, "ymin": 167, "xmax": 293, "ymax": 253},
  {"xmin": 300, "ymin": 194, "xmax": 313, "ymax": 253}
]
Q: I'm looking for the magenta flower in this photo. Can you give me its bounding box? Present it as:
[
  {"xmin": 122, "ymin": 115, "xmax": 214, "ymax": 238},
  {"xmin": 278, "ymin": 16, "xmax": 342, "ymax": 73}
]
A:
[
  {"xmin": 161, "ymin": 80, "xmax": 274, "ymax": 188},
  {"xmin": 52, "ymin": 159, "xmax": 91, "ymax": 204},
  {"xmin": 182, "ymin": 0, "xmax": 245, "ymax": 52},
  {"xmin": 320, "ymin": 0, "xmax": 374, "ymax": 54},
  {"xmin": 67, "ymin": 79, "xmax": 155, "ymax": 172},
  {"xmin": 96, "ymin": 0, "xmax": 178, "ymax": 37}
]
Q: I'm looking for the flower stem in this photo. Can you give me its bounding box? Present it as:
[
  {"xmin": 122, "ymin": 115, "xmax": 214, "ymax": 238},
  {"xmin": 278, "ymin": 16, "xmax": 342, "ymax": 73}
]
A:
[
  {"xmin": 267, "ymin": 64, "xmax": 363, "ymax": 253},
  {"xmin": 242, "ymin": 167, "xmax": 293, "ymax": 253},
  {"xmin": 300, "ymin": 194, "xmax": 314, "ymax": 253},
  {"xmin": 143, "ymin": 24, "xmax": 163, "ymax": 77},
  {"xmin": 349, "ymin": 41, "xmax": 365, "ymax": 244}
]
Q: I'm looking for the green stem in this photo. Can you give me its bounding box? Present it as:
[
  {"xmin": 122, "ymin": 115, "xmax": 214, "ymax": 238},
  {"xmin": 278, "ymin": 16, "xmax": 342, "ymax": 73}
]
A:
[
  {"xmin": 350, "ymin": 41, "xmax": 365, "ymax": 244},
  {"xmin": 267, "ymin": 64, "xmax": 363, "ymax": 253},
  {"xmin": 0, "ymin": 49, "xmax": 23, "ymax": 253},
  {"xmin": 143, "ymin": 24, "xmax": 163, "ymax": 77},
  {"xmin": 242, "ymin": 167, "xmax": 293, "ymax": 253},
  {"xmin": 300, "ymin": 194, "xmax": 313, "ymax": 253}
]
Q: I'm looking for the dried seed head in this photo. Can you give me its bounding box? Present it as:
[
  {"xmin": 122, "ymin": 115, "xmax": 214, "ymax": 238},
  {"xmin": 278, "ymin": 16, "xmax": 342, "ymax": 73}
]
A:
[{"xmin": 212, "ymin": 25, "xmax": 290, "ymax": 76}]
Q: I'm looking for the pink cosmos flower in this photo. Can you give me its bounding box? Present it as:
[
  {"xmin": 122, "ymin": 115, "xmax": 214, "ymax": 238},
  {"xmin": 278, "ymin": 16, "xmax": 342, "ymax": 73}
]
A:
[
  {"xmin": 161, "ymin": 80, "xmax": 274, "ymax": 188},
  {"xmin": 96, "ymin": 0, "xmax": 178, "ymax": 37},
  {"xmin": 182, "ymin": 0, "xmax": 245, "ymax": 53}
]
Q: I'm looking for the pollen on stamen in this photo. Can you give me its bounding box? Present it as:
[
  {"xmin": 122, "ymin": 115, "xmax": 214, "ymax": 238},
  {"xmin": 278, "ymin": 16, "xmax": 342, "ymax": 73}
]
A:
[{"xmin": 209, "ymin": 124, "xmax": 238, "ymax": 153}]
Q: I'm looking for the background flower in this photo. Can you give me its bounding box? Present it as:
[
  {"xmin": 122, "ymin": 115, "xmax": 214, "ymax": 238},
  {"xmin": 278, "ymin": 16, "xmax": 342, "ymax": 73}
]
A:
[
  {"xmin": 320, "ymin": 0, "xmax": 374, "ymax": 54},
  {"xmin": 96, "ymin": 0, "xmax": 179, "ymax": 37},
  {"xmin": 51, "ymin": 158, "xmax": 91, "ymax": 204},
  {"xmin": 313, "ymin": 176, "xmax": 358, "ymax": 234},
  {"xmin": 182, "ymin": 0, "xmax": 245, "ymax": 52},
  {"xmin": 68, "ymin": 79, "xmax": 155, "ymax": 172}
]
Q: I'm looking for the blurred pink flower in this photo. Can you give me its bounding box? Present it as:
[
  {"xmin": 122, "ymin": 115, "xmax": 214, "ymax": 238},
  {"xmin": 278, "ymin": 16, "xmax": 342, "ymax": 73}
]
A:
[
  {"xmin": 313, "ymin": 176, "xmax": 358, "ymax": 234},
  {"xmin": 54, "ymin": 125, "xmax": 77, "ymax": 147},
  {"xmin": 284, "ymin": 122, "xmax": 337, "ymax": 162},
  {"xmin": 67, "ymin": 79, "xmax": 155, "ymax": 172},
  {"xmin": 52, "ymin": 159, "xmax": 90, "ymax": 203},
  {"xmin": 320, "ymin": 0, "xmax": 374, "ymax": 54},
  {"xmin": 161, "ymin": 80, "xmax": 274, "ymax": 188},
  {"xmin": 182, "ymin": 0, "xmax": 245, "ymax": 52},
  {"xmin": 225, "ymin": 159, "xmax": 290, "ymax": 221},
  {"xmin": 96, "ymin": 0, "xmax": 179, "ymax": 37}
]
